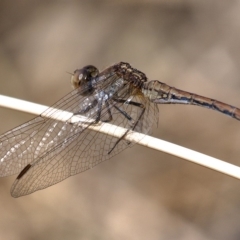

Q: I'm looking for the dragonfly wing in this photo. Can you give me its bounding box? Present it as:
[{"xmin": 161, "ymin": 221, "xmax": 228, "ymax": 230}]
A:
[
  {"xmin": 0, "ymin": 88, "xmax": 98, "ymax": 177},
  {"xmin": 10, "ymin": 87, "xmax": 158, "ymax": 197},
  {"xmin": 0, "ymin": 116, "xmax": 45, "ymax": 177}
]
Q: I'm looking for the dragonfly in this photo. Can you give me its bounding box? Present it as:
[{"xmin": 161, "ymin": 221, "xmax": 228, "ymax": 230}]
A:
[{"xmin": 0, "ymin": 62, "xmax": 240, "ymax": 197}]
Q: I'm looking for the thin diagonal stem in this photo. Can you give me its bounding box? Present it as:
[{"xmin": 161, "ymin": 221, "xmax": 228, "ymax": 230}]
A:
[{"xmin": 0, "ymin": 94, "xmax": 240, "ymax": 179}]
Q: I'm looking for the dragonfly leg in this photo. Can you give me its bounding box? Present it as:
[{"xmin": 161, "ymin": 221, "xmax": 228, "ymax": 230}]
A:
[
  {"xmin": 131, "ymin": 105, "xmax": 145, "ymax": 131},
  {"xmin": 68, "ymin": 99, "xmax": 99, "ymax": 125},
  {"xmin": 113, "ymin": 105, "xmax": 132, "ymax": 120},
  {"xmin": 93, "ymin": 96, "xmax": 113, "ymax": 124},
  {"xmin": 112, "ymin": 98, "xmax": 145, "ymax": 122},
  {"xmin": 113, "ymin": 98, "xmax": 144, "ymax": 107},
  {"xmin": 71, "ymin": 98, "xmax": 112, "ymax": 124},
  {"xmin": 108, "ymin": 99, "xmax": 146, "ymax": 154},
  {"xmin": 101, "ymin": 100, "xmax": 113, "ymax": 122}
]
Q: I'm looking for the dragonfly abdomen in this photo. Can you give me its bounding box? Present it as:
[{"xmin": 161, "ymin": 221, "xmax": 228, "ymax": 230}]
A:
[
  {"xmin": 143, "ymin": 80, "xmax": 240, "ymax": 121},
  {"xmin": 191, "ymin": 95, "xmax": 240, "ymax": 121}
]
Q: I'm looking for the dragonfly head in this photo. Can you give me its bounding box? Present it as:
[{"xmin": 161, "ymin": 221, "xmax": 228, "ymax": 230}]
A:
[{"xmin": 71, "ymin": 65, "xmax": 99, "ymax": 93}]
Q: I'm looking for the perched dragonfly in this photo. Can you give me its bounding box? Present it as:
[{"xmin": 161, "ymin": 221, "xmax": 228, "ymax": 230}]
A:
[{"xmin": 0, "ymin": 62, "xmax": 239, "ymax": 197}]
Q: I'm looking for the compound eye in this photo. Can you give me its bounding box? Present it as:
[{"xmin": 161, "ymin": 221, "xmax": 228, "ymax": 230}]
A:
[
  {"xmin": 71, "ymin": 65, "xmax": 99, "ymax": 89},
  {"xmin": 86, "ymin": 65, "xmax": 99, "ymax": 78},
  {"xmin": 71, "ymin": 69, "xmax": 81, "ymax": 89}
]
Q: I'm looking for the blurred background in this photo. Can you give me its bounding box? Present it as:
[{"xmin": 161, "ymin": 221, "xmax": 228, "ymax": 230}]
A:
[{"xmin": 0, "ymin": 0, "xmax": 240, "ymax": 239}]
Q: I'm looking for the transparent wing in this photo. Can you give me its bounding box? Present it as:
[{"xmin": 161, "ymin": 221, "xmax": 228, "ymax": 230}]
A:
[
  {"xmin": 0, "ymin": 72, "xmax": 158, "ymax": 197},
  {"xmin": 0, "ymin": 117, "xmax": 45, "ymax": 176},
  {"xmin": 11, "ymin": 92, "xmax": 159, "ymax": 197},
  {"xmin": 0, "ymin": 87, "xmax": 95, "ymax": 177}
]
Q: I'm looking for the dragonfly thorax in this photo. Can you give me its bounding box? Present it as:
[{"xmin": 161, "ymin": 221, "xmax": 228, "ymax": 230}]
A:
[{"xmin": 114, "ymin": 62, "xmax": 147, "ymax": 89}]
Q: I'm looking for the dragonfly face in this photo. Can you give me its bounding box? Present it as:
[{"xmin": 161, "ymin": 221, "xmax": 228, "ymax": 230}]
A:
[{"xmin": 71, "ymin": 65, "xmax": 99, "ymax": 95}]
